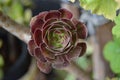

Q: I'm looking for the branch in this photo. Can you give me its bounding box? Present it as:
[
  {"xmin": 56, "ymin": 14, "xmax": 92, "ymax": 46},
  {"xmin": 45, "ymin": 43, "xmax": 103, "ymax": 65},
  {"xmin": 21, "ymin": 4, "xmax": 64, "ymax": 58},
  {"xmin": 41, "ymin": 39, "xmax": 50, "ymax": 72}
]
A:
[
  {"xmin": 0, "ymin": 11, "xmax": 30, "ymax": 43},
  {"xmin": 91, "ymin": 36, "xmax": 105, "ymax": 80}
]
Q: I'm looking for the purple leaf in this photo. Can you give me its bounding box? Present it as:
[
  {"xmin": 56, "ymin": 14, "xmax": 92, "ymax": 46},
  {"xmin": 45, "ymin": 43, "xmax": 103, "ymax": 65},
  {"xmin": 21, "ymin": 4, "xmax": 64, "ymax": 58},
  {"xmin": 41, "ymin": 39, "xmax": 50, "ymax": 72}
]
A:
[
  {"xmin": 40, "ymin": 43, "xmax": 55, "ymax": 59},
  {"xmin": 28, "ymin": 40, "xmax": 36, "ymax": 56},
  {"xmin": 76, "ymin": 22, "xmax": 87, "ymax": 39},
  {"xmin": 45, "ymin": 10, "xmax": 61, "ymax": 21},
  {"xmin": 34, "ymin": 29, "xmax": 43, "ymax": 46},
  {"xmin": 30, "ymin": 17, "xmax": 44, "ymax": 33},
  {"xmin": 34, "ymin": 47, "xmax": 46, "ymax": 62},
  {"xmin": 59, "ymin": 8, "xmax": 73, "ymax": 19},
  {"xmin": 37, "ymin": 61, "xmax": 52, "ymax": 74}
]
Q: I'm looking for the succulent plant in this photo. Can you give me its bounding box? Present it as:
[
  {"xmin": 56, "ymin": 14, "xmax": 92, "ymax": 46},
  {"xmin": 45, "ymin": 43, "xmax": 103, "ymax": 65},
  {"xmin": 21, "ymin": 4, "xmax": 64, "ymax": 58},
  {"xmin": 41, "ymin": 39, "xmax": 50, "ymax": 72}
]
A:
[{"xmin": 28, "ymin": 8, "xmax": 87, "ymax": 73}]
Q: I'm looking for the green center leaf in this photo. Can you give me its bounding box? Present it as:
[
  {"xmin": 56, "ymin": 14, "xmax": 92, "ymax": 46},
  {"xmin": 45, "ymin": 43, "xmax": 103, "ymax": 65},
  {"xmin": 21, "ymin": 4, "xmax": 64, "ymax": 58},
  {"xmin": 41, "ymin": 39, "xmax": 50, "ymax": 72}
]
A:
[{"xmin": 47, "ymin": 29, "xmax": 69, "ymax": 51}]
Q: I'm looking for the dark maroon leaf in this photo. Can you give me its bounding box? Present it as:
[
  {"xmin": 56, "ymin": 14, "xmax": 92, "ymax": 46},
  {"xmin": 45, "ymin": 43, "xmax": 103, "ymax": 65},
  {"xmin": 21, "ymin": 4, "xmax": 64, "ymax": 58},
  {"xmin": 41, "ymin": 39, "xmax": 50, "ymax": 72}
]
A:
[
  {"xmin": 30, "ymin": 17, "xmax": 44, "ymax": 33},
  {"xmin": 45, "ymin": 10, "xmax": 61, "ymax": 21},
  {"xmin": 43, "ymin": 24, "xmax": 63, "ymax": 41},
  {"xmin": 76, "ymin": 22, "xmax": 87, "ymax": 39},
  {"xmin": 79, "ymin": 43, "xmax": 87, "ymax": 57},
  {"xmin": 66, "ymin": 43, "xmax": 86, "ymax": 60},
  {"xmin": 37, "ymin": 61, "xmax": 52, "ymax": 74},
  {"xmin": 52, "ymin": 56, "xmax": 69, "ymax": 69},
  {"xmin": 40, "ymin": 43, "xmax": 55, "ymax": 59},
  {"xmin": 63, "ymin": 45, "xmax": 73, "ymax": 54},
  {"xmin": 72, "ymin": 18, "xmax": 79, "ymax": 25},
  {"xmin": 34, "ymin": 47, "xmax": 46, "ymax": 62},
  {"xmin": 28, "ymin": 40, "xmax": 36, "ymax": 56},
  {"xmin": 59, "ymin": 8, "xmax": 73, "ymax": 19},
  {"xmin": 38, "ymin": 11, "xmax": 48, "ymax": 21},
  {"xmin": 52, "ymin": 21, "xmax": 71, "ymax": 31},
  {"xmin": 42, "ymin": 18, "xmax": 57, "ymax": 29},
  {"xmin": 34, "ymin": 29, "xmax": 42, "ymax": 46},
  {"xmin": 61, "ymin": 18, "xmax": 75, "ymax": 30},
  {"xmin": 71, "ymin": 32, "xmax": 77, "ymax": 45}
]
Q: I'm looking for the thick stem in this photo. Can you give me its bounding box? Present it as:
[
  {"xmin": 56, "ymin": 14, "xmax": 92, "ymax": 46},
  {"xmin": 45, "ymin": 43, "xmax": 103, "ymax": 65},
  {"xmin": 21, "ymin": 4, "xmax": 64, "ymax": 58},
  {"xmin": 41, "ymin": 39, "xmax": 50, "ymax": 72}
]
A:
[
  {"xmin": 0, "ymin": 11, "xmax": 30, "ymax": 43},
  {"xmin": 19, "ymin": 59, "xmax": 47, "ymax": 80}
]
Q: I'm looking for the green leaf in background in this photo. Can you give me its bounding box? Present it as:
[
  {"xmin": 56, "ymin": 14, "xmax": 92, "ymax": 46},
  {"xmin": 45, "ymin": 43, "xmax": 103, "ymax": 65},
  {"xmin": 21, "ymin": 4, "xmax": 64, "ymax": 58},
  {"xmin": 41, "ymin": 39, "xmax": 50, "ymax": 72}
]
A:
[
  {"xmin": 0, "ymin": 39, "xmax": 3, "ymax": 48},
  {"xmin": 0, "ymin": 0, "xmax": 11, "ymax": 5},
  {"xmin": 54, "ymin": 69, "xmax": 67, "ymax": 80},
  {"xmin": 106, "ymin": 77, "xmax": 119, "ymax": 80},
  {"xmin": 20, "ymin": 0, "xmax": 32, "ymax": 7},
  {"xmin": 114, "ymin": 37, "xmax": 120, "ymax": 46},
  {"xmin": 1, "ymin": 0, "xmax": 32, "ymax": 25},
  {"xmin": 8, "ymin": 1, "xmax": 24, "ymax": 24},
  {"xmin": 70, "ymin": 0, "xmax": 75, "ymax": 3},
  {"xmin": 112, "ymin": 14, "xmax": 120, "ymax": 39},
  {"xmin": 110, "ymin": 56, "xmax": 120, "ymax": 74},
  {"xmin": 0, "ymin": 55, "xmax": 4, "ymax": 67},
  {"xmin": 112, "ymin": 25, "xmax": 120, "ymax": 39},
  {"xmin": 80, "ymin": 0, "xmax": 119, "ymax": 20},
  {"xmin": 0, "ymin": 69, "xmax": 4, "ymax": 80},
  {"xmin": 104, "ymin": 41, "xmax": 120, "ymax": 61},
  {"xmin": 0, "ymin": 55, "xmax": 4, "ymax": 80},
  {"xmin": 115, "ymin": 0, "xmax": 120, "ymax": 6},
  {"xmin": 103, "ymin": 41, "xmax": 120, "ymax": 74},
  {"xmin": 75, "ymin": 56, "xmax": 89, "ymax": 70},
  {"xmin": 114, "ymin": 14, "xmax": 120, "ymax": 25},
  {"xmin": 24, "ymin": 9, "xmax": 32, "ymax": 24},
  {"xmin": 65, "ymin": 74, "xmax": 76, "ymax": 80}
]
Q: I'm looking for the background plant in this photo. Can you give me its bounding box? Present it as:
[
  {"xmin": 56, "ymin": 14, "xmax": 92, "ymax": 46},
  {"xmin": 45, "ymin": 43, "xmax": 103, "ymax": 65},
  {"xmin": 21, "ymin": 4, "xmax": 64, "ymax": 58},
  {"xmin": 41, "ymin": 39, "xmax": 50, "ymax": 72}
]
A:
[{"xmin": 79, "ymin": 0, "xmax": 120, "ymax": 79}]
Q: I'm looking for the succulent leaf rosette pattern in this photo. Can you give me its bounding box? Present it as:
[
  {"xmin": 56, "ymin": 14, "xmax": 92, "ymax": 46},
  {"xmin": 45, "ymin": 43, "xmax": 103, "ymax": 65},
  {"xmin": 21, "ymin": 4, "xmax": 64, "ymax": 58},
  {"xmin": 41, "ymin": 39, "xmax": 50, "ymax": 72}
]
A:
[{"xmin": 28, "ymin": 8, "xmax": 87, "ymax": 73}]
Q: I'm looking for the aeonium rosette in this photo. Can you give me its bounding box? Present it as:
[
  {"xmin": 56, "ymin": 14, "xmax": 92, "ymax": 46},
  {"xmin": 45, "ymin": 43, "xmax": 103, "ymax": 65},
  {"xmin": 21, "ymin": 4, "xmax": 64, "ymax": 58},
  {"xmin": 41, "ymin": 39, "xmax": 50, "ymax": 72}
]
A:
[{"xmin": 28, "ymin": 8, "xmax": 87, "ymax": 73}]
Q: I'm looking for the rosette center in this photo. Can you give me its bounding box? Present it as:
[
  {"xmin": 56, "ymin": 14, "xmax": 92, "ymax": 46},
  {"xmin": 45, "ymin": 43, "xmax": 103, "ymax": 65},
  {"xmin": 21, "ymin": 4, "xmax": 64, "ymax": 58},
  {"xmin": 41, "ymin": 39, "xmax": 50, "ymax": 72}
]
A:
[{"xmin": 47, "ymin": 28, "xmax": 70, "ymax": 51}]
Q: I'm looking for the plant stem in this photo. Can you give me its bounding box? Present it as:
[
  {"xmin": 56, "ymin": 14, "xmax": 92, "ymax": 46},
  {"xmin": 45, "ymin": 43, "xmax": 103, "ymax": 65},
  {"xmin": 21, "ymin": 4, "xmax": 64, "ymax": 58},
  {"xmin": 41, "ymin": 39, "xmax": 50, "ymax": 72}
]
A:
[{"xmin": 0, "ymin": 11, "xmax": 30, "ymax": 43}]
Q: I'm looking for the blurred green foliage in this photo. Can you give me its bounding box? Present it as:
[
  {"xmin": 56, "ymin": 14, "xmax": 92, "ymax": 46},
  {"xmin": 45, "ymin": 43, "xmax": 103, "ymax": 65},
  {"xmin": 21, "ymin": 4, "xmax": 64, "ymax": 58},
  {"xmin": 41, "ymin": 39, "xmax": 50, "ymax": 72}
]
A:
[
  {"xmin": 0, "ymin": 39, "xmax": 3, "ymax": 68},
  {"xmin": 104, "ymin": 41, "xmax": 120, "ymax": 74},
  {"xmin": 105, "ymin": 77, "xmax": 120, "ymax": 80},
  {"xmin": 65, "ymin": 74, "xmax": 76, "ymax": 80},
  {"xmin": 0, "ymin": 69, "xmax": 4, "ymax": 80},
  {"xmin": 79, "ymin": 0, "xmax": 119, "ymax": 20},
  {"xmin": 0, "ymin": 0, "xmax": 32, "ymax": 25},
  {"xmin": 0, "ymin": 39, "xmax": 2, "ymax": 48},
  {"xmin": 104, "ymin": 14, "xmax": 120, "ymax": 75},
  {"xmin": 75, "ymin": 56, "xmax": 90, "ymax": 70},
  {"xmin": 112, "ymin": 14, "xmax": 120, "ymax": 39},
  {"xmin": 0, "ymin": 39, "xmax": 4, "ymax": 80},
  {"xmin": 0, "ymin": 55, "xmax": 4, "ymax": 67},
  {"xmin": 54, "ymin": 69, "xmax": 67, "ymax": 80}
]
